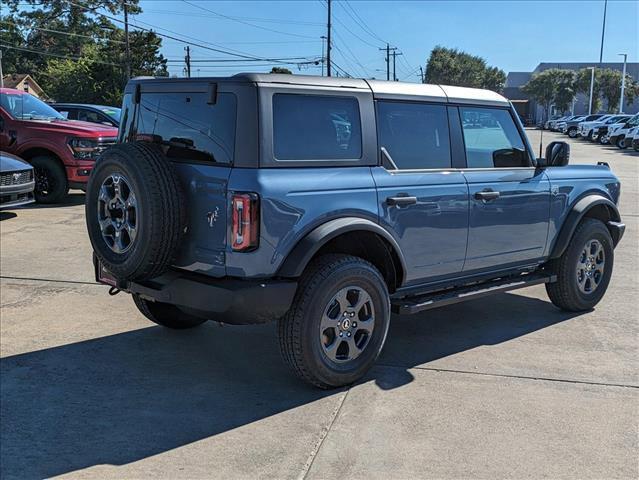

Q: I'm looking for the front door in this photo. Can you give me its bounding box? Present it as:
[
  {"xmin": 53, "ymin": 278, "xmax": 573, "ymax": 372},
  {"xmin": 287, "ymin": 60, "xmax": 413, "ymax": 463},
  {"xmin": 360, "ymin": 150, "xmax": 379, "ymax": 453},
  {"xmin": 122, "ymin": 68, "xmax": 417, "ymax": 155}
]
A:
[
  {"xmin": 373, "ymin": 100, "xmax": 469, "ymax": 285},
  {"xmin": 458, "ymin": 106, "xmax": 551, "ymax": 272}
]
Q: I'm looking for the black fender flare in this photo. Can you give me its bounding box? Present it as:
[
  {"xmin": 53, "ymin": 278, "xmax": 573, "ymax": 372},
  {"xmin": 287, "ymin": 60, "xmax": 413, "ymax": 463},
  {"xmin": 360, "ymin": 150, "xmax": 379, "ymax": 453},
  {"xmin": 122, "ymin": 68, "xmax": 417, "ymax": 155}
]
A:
[
  {"xmin": 550, "ymin": 194, "xmax": 622, "ymax": 259},
  {"xmin": 277, "ymin": 217, "xmax": 407, "ymax": 284}
]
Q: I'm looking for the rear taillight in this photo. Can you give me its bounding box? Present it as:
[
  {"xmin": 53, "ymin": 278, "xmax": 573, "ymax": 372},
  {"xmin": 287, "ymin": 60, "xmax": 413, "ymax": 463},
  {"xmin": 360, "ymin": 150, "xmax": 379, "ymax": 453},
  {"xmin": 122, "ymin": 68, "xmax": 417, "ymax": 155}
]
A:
[{"xmin": 231, "ymin": 192, "xmax": 259, "ymax": 251}]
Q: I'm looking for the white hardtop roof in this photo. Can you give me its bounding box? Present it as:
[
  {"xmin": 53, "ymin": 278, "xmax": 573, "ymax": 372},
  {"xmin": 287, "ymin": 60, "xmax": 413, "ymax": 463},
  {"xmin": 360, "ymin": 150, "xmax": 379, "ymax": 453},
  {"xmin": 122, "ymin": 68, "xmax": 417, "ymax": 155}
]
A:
[{"xmin": 366, "ymin": 80, "xmax": 509, "ymax": 106}]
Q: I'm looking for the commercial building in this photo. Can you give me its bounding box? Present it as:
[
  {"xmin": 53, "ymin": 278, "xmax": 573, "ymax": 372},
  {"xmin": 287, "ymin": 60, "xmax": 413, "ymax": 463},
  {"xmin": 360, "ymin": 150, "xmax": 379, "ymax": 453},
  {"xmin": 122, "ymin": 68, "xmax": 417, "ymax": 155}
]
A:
[{"xmin": 504, "ymin": 62, "xmax": 639, "ymax": 124}]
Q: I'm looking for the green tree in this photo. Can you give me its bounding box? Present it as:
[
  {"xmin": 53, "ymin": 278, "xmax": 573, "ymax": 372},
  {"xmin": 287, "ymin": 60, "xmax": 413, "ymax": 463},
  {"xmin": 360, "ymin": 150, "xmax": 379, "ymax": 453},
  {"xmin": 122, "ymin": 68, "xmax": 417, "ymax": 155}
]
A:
[
  {"xmin": 574, "ymin": 68, "xmax": 604, "ymax": 113},
  {"xmin": 270, "ymin": 67, "xmax": 292, "ymax": 74},
  {"xmin": 424, "ymin": 46, "xmax": 506, "ymax": 92},
  {"xmin": 553, "ymin": 70, "xmax": 577, "ymax": 113},
  {"xmin": 522, "ymin": 70, "xmax": 557, "ymax": 122},
  {"xmin": 1, "ymin": 0, "xmax": 166, "ymax": 104},
  {"xmin": 598, "ymin": 68, "xmax": 638, "ymax": 113}
]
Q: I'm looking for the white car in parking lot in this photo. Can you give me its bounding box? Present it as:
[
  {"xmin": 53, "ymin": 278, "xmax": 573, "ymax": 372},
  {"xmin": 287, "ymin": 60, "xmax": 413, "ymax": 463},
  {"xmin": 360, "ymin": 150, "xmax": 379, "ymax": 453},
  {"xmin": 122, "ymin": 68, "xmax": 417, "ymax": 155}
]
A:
[
  {"xmin": 608, "ymin": 114, "xmax": 639, "ymax": 149},
  {"xmin": 578, "ymin": 115, "xmax": 614, "ymax": 139},
  {"xmin": 591, "ymin": 115, "xmax": 632, "ymax": 144}
]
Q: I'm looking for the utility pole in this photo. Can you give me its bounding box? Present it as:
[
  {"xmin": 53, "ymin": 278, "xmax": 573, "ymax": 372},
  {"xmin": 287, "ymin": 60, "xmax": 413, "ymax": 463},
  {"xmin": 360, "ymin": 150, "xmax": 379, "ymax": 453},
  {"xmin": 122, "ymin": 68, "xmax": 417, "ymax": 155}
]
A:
[
  {"xmin": 391, "ymin": 51, "xmax": 402, "ymax": 81},
  {"xmin": 379, "ymin": 44, "xmax": 397, "ymax": 81},
  {"xmin": 123, "ymin": 0, "xmax": 131, "ymax": 79},
  {"xmin": 618, "ymin": 53, "xmax": 627, "ymax": 113},
  {"xmin": 320, "ymin": 35, "xmax": 327, "ymax": 76},
  {"xmin": 184, "ymin": 46, "xmax": 191, "ymax": 78},
  {"xmin": 0, "ymin": 50, "xmax": 3, "ymax": 88},
  {"xmin": 419, "ymin": 66, "xmax": 424, "ymax": 83},
  {"xmin": 326, "ymin": 0, "xmax": 332, "ymax": 77}
]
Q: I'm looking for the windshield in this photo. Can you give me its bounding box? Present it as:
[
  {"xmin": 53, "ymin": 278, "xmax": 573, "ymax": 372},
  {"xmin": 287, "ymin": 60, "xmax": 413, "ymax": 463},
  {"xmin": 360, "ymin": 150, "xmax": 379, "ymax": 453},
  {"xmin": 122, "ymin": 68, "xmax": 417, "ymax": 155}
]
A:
[
  {"xmin": 98, "ymin": 106, "xmax": 121, "ymax": 122},
  {"xmin": 0, "ymin": 92, "xmax": 65, "ymax": 121}
]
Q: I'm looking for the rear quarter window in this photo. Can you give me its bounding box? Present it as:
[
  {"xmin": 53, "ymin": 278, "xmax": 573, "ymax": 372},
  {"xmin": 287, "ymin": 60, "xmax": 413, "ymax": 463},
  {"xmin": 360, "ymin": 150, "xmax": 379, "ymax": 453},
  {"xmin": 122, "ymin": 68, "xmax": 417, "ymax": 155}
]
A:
[
  {"xmin": 122, "ymin": 91, "xmax": 237, "ymax": 164},
  {"xmin": 273, "ymin": 94, "xmax": 362, "ymax": 161}
]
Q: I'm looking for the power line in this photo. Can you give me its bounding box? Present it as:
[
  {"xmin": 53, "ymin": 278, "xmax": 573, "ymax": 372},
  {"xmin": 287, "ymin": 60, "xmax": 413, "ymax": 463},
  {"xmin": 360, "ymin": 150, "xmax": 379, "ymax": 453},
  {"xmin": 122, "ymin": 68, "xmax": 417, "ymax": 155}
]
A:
[
  {"xmin": 1, "ymin": 19, "xmax": 126, "ymax": 44},
  {"xmin": 179, "ymin": 0, "xmax": 317, "ymax": 39},
  {"xmin": 332, "ymin": 29, "xmax": 368, "ymax": 78},
  {"xmin": 340, "ymin": 0, "xmax": 387, "ymax": 45},
  {"xmin": 317, "ymin": 0, "xmax": 380, "ymax": 49},
  {"xmin": 140, "ymin": 8, "xmax": 324, "ymax": 27},
  {"xmin": 67, "ymin": 0, "xmax": 311, "ymax": 65},
  {"xmin": 0, "ymin": 43, "xmax": 123, "ymax": 67}
]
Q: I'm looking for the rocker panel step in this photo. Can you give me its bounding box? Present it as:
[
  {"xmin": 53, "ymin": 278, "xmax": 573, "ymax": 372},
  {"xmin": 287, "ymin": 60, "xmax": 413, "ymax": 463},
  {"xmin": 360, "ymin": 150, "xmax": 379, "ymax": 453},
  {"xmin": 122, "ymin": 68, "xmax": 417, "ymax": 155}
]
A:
[{"xmin": 392, "ymin": 273, "xmax": 556, "ymax": 315}]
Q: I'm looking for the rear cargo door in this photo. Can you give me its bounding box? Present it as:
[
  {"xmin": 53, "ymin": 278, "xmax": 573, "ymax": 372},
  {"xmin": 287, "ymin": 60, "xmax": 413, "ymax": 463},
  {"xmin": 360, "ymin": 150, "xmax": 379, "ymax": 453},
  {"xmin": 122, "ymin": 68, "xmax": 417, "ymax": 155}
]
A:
[{"xmin": 121, "ymin": 81, "xmax": 249, "ymax": 277}]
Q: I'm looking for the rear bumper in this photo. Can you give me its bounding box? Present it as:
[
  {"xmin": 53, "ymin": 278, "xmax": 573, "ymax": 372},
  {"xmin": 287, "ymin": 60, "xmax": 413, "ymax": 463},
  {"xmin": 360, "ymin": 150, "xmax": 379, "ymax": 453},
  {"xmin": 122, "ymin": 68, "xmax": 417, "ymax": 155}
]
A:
[{"xmin": 94, "ymin": 257, "xmax": 297, "ymax": 324}]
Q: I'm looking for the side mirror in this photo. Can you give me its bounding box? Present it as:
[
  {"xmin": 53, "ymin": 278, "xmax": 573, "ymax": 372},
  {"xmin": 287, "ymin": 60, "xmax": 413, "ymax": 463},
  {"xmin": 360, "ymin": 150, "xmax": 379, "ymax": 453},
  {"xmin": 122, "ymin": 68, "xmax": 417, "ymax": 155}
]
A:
[
  {"xmin": 0, "ymin": 117, "xmax": 4, "ymax": 132},
  {"xmin": 543, "ymin": 141, "xmax": 570, "ymax": 167}
]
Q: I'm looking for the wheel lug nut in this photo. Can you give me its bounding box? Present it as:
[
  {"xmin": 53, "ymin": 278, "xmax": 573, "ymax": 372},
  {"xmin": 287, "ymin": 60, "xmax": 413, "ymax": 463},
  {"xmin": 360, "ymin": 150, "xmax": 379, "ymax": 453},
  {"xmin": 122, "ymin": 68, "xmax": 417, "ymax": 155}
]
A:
[
  {"xmin": 339, "ymin": 332, "xmax": 343, "ymax": 337},
  {"xmin": 352, "ymin": 322, "xmax": 357, "ymax": 327},
  {"xmin": 347, "ymin": 332, "xmax": 351, "ymax": 337}
]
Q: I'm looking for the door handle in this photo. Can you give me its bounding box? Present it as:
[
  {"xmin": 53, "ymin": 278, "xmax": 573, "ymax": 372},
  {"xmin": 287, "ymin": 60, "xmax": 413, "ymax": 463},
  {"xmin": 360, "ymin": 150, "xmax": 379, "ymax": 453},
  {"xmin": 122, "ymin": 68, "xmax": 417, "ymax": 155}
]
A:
[
  {"xmin": 474, "ymin": 189, "xmax": 500, "ymax": 201},
  {"xmin": 386, "ymin": 196, "xmax": 417, "ymax": 207}
]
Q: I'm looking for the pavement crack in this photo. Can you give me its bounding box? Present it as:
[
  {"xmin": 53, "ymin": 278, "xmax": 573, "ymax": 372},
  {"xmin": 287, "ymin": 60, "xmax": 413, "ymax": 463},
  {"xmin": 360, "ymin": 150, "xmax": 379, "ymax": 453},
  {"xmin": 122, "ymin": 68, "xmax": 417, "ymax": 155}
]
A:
[
  {"xmin": 298, "ymin": 388, "xmax": 350, "ymax": 480},
  {"xmin": 376, "ymin": 363, "xmax": 639, "ymax": 390}
]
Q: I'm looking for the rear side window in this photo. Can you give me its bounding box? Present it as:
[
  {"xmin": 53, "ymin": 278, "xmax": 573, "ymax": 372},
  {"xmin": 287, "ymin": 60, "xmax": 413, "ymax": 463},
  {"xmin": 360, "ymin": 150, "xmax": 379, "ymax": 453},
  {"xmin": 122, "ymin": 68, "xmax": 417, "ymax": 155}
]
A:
[
  {"xmin": 460, "ymin": 107, "xmax": 529, "ymax": 168},
  {"xmin": 377, "ymin": 101, "xmax": 451, "ymax": 169},
  {"xmin": 273, "ymin": 94, "xmax": 362, "ymax": 160},
  {"xmin": 133, "ymin": 92, "xmax": 236, "ymax": 164}
]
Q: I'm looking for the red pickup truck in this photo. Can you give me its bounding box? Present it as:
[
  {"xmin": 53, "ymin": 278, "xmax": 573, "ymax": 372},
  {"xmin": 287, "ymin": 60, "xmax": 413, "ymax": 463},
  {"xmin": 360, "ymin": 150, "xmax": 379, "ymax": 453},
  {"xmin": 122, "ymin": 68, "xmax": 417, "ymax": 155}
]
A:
[{"xmin": 0, "ymin": 88, "xmax": 118, "ymax": 203}]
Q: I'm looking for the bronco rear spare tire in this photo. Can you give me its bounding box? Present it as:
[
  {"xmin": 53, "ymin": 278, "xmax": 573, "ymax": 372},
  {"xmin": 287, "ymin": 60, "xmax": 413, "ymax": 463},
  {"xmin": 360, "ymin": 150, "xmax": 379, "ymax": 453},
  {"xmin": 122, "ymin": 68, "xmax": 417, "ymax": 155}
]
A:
[{"xmin": 85, "ymin": 142, "xmax": 185, "ymax": 281}]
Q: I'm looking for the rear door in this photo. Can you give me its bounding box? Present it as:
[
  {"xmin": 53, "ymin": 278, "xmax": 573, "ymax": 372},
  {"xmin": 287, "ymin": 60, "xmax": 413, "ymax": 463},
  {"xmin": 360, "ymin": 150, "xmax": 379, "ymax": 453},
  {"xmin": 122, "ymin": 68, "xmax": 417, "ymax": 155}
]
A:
[
  {"xmin": 373, "ymin": 100, "xmax": 469, "ymax": 285},
  {"xmin": 458, "ymin": 106, "xmax": 551, "ymax": 272},
  {"xmin": 119, "ymin": 81, "xmax": 248, "ymax": 277}
]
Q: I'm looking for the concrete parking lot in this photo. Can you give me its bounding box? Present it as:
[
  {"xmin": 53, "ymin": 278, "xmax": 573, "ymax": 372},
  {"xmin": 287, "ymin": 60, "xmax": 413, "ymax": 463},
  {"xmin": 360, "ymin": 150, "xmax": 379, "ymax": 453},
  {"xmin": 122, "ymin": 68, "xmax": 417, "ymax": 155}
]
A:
[{"xmin": 1, "ymin": 130, "xmax": 637, "ymax": 479}]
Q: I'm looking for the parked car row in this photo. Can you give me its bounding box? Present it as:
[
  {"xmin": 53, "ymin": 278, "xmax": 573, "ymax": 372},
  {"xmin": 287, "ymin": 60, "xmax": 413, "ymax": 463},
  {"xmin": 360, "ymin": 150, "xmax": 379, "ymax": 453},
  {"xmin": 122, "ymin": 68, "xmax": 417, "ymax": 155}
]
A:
[{"xmin": 548, "ymin": 112, "xmax": 639, "ymax": 151}]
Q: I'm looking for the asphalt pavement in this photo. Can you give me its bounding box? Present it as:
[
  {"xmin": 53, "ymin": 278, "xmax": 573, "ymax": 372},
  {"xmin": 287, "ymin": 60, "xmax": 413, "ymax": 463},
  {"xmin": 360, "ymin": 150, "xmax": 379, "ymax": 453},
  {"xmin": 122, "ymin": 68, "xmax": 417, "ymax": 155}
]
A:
[{"xmin": 1, "ymin": 129, "xmax": 637, "ymax": 479}]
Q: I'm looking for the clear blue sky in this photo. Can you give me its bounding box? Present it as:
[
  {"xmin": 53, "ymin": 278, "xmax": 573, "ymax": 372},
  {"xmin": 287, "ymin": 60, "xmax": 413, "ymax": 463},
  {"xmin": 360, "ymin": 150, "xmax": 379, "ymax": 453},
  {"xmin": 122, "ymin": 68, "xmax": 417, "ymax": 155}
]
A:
[{"xmin": 129, "ymin": 0, "xmax": 638, "ymax": 80}]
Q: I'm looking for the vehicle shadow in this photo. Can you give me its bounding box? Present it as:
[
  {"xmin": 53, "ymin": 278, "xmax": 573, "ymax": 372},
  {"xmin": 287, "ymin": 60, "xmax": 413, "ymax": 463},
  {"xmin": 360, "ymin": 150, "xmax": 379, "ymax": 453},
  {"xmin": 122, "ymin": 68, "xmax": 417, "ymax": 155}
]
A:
[
  {"xmin": 1, "ymin": 292, "xmax": 583, "ymax": 478},
  {"xmin": 24, "ymin": 192, "xmax": 85, "ymax": 209},
  {"xmin": 0, "ymin": 212, "xmax": 18, "ymax": 221}
]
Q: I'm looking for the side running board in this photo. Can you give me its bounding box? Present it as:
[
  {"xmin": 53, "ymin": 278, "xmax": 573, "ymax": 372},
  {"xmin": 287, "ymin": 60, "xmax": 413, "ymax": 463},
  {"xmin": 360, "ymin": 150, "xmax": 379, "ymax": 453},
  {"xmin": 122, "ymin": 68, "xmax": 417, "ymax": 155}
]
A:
[{"xmin": 392, "ymin": 273, "xmax": 556, "ymax": 315}]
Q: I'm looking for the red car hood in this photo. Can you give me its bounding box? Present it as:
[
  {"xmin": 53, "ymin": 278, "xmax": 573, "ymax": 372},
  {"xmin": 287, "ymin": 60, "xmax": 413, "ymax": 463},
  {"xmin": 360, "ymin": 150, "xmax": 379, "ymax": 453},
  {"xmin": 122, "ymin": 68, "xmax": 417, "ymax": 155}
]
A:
[{"xmin": 21, "ymin": 119, "xmax": 118, "ymax": 138}]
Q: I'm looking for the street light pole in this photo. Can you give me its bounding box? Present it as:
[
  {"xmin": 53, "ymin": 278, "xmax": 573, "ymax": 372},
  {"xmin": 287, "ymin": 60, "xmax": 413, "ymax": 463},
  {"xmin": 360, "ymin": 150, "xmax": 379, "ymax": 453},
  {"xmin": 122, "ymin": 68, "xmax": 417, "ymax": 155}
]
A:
[
  {"xmin": 618, "ymin": 53, "xmax": 627, "ymax": 113},
  {"xmin": 320, "ymin": 35, "xmax": 327, "ymax": 76},
  {"xmin": 588, "ymin": 67, "xmax": 595, "ymax": 114}
]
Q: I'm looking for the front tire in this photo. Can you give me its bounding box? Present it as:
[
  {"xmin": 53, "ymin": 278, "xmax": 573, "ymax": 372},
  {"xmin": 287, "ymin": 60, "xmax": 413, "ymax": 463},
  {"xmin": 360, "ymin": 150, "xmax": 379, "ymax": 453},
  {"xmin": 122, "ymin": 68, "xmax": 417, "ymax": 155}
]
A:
[
  {"xmin": 31, "ymin": 155, "xmax": 68, "ymax": 204},
  {"xmin": 568, "ymin": 127, "xmax": 578, "ymax": 138},
  {"xmin": 546, "ymin": 218, "xmax": 614, "ymax": 312},
  {"xmin": 133, "ymin": 294, "xmax": 207, "ymax": 329},
  {"xmin": 278, "ymin": 254, "xmax": 390, "ymax": 389}
]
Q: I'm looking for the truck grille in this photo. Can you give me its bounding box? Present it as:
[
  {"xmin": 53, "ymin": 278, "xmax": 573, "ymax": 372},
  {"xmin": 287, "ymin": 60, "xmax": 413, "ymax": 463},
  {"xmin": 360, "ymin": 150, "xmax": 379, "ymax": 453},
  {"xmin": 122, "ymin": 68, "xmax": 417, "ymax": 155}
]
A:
[
  {"xmin": 96, "ymin": 137, "xmax": 117, "ymax": 155},
  {"xmin": 0, "ymin": 169, "xmax": 33, "ymax": 186}
]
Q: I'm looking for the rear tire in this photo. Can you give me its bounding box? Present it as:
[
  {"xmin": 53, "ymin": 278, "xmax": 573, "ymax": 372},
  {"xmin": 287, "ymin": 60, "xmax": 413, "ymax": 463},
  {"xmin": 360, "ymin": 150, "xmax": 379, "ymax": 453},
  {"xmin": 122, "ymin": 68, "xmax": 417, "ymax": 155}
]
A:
[
  {"xmin": 545, "ymin": 218, "xmax": 614, "ymax": 312},
  {"xmin": 31, "ymin": 155, "xmax": 68, "ymax": 204},
  {"xmin": 568, "ymin": 127, "xmax": 578, "ymax": 138},
  {"xmin": 616, "ymin": 136, "xmax": 627, "ymax": 149},
  {"xmin": 278, "ymin": 254, "xmax": 390, "ymax": 389},
  {"xmin": 133, "ymin": 294, "xmax": 207, "ymax": 329}
]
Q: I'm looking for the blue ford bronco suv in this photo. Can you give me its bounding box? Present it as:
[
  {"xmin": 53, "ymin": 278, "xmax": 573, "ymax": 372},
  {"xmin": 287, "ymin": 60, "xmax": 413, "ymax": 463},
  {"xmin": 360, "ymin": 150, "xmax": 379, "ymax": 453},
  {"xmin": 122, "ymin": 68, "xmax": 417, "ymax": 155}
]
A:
[{"xmin": 86, "ymin": 74, "xmax": 625, "ymax": 389}]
